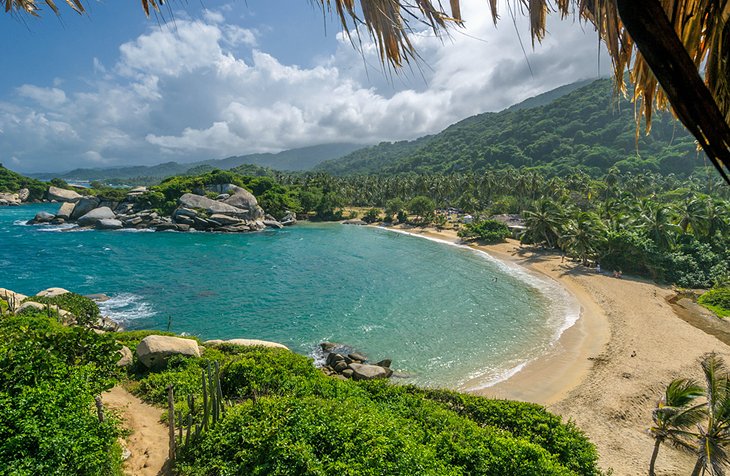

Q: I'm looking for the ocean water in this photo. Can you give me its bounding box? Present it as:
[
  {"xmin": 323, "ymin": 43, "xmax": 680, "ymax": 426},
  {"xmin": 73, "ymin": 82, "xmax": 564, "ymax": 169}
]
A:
[{"xmin": 0, "ymin": 204, "xmax": 578, "ymax": 389}]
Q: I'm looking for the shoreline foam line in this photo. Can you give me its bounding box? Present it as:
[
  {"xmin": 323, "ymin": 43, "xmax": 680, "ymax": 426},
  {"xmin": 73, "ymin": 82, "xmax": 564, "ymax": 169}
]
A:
[{"xmin": 375, "ymin": 225, "xmax": 581, "ymax": 390}]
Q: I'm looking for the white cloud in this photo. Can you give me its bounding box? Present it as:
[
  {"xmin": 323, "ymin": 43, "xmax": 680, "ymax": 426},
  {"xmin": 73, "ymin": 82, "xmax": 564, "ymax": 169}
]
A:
[{"xmin": 1, "ymin": 0, "xmax": 609, "ymax": 172}]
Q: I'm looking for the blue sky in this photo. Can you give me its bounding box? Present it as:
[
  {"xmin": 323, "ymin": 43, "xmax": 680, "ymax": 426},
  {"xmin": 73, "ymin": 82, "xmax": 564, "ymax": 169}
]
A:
[{"xmin": 1, "ymin": 0, "xmax": 609, "ymax": 173}]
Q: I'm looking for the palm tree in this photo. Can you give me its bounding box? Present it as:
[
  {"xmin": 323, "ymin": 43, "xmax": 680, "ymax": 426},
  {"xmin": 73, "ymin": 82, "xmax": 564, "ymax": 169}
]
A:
[
  {"xmin": 559, "ymin": 212, "xmax": 606, "ymax": 265},
  {"xmin": 637, "ymin": 203, "xmax": 680, "ymax": 250},
  {"xmin": 690, "ymin": 353, "xmax": 730, "ymax": 476},
  {"xmin": 677, "ymin": 195, "xmax": 709, "ymax": 237},
  {"xmin": 648, "ymin": 378, "xmax": 704, "ymax": 476},
  {"xmin": 523, "ymin": 200, "xmax": 565, "ymax": 248}
]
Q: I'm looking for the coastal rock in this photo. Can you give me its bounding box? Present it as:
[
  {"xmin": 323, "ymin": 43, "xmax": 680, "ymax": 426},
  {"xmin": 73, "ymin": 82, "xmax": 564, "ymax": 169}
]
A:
[
  {"xmin": 203, "ymin": 339, "xmax": 289, "ymax": 350},
  {"xmin": 136, "ymin": 335, "xmax": 201, "ymax": 370},
  {"xmin": 116, "ymin": 346, "xmax": 133, "ymax": 367},
  {"xmin": 348, "ymin": 352, "xmax": 368, "ymax": 362},
  {"xmin": 173, "ymin": 208, "xmax": 197, "ymax": 219},
  {"xmin": 326, "ymin": 353, "xmax": 345, "ymax": 367},
  {"xmin": 223, "ymin": 187, "xmax": 265, "ymax": 219},
  {"xmin": 349, "ymin": 363, "xmax": 392, "ymax": 380},
  {"xmin": 216, "ymin": 194, "xmax": 230, "ymax": 200},
  {"xmin": 263, "ymin": 220, "xmax": 283, "ymax": 229},
  {"xmin": 0, "ymin": 192, "xmax": 20, "ymax": 205},
  {"xmin": 56, "ymin": 202, "xmax": 76, "ymax": 220},
  {"xmin": 18, "ymin": 188, "xmax": 30, "ymax": 202},
  {"xmin": 0, "ymin": 288, "xmax": 28, "ymax": 307},
  {"xmin": 32, "ymin": 211, "xmax": 55, "ymax": 223},
  {"xmin": 50, "ymin": 218, "xmax": 65, "ymax": 225},
  {"xmin": 375, "ymin": 359, "xmax": 392, "ymax": 368},
  {"xmin": 96, "ymin": 219, "xmax": 123, "ymax": 230},
  {"xmin": 281, "ymin": 212, "xmax": 297, "ymax": 226},
  {"xmin": 179, "ymin": 193, "xmax": 247, "ymax": 216},
  {"xmin": 77, "ymin": 207, "xmax": 115, "ymax": 227},
  {"xmin": 342, "ymin": 219, "xmax": 367, "ymax": 225},
  {"xmin": 47, "ymin": 186, "xmax": 82, "ymax": 203},
  {"xmin": 173, "ymin": 215, "xmax": 195, "ymax": 226},
  {"xmin": 70, "ymin": 197, "xmax": 100, "ymax": 220},
  {"xmin": 208, "ymin": 213, "xmax": 243, "ymax": 226},
  {"xmin": 36, "ymin": 287, "xmax": 70, "ymax": 298}
]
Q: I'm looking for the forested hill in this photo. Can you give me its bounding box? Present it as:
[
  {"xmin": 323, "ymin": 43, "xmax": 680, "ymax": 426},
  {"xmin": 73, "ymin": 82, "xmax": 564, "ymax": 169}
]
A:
[{"xmin": 316, "ymin": 79, "xmax": 704, "ymax": 176}]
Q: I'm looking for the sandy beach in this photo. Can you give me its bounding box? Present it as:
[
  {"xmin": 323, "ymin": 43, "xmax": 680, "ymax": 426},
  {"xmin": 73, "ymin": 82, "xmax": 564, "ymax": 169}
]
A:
[{"xmin": 383, "ymin": 224, "xmax": 730, "ymax": 476}]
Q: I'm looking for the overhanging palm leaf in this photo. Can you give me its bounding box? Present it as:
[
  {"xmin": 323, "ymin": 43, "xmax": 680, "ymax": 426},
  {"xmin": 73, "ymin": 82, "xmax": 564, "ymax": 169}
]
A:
[{"xmin": 691, "ymin": 352, "xmax": 730, "ymax": 476}]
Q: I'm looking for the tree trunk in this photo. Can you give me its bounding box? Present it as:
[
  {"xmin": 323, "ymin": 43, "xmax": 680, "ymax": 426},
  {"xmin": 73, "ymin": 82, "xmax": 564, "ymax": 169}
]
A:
[
  {"xmin": 648, "ymin": 438, "xmax": 661, "ymax": 476},
  {"xmin": 690, "ymin": 458, "xmax": 704, "ymax": 476},
  {"xmin": 615, "ymin": 0, "xmax": 730, "ymax": 183}
]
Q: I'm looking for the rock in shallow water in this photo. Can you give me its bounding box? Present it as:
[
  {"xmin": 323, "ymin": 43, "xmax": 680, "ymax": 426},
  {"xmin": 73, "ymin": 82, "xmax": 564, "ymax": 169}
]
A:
[
  {"xmin": 349, "ymin": 363, "xmax": 393, "ymax": 380},
  {"xmin": 77, "ymin": 207, "xmax": 115, "ymax": 226}
]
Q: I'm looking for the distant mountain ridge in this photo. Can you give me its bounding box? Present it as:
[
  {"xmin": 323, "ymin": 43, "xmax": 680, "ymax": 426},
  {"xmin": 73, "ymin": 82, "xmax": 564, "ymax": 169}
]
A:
[
  {"xmin": 30, "ymin": 143, "xmax": 364, "ymax": 182},
  {"xmin": 316, "ymin": 78, "xmax": 704, "ymax": 176}
]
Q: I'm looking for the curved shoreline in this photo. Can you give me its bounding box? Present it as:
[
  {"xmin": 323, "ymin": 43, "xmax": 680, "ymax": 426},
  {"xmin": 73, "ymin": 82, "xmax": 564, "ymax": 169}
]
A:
[
  {"xmin": 377, "ymin": 225, "xmax": 607, "ymax": 405},
  {"xmin": 380, "ymin": 224, "xmax": 730, "ymax": 475}
]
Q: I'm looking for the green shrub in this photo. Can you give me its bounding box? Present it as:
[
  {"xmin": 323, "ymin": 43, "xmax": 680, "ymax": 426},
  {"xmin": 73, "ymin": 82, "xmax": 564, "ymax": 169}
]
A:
[
  {"xmin": 458, "ymin": 220, "xmax": 511, "ymax": 244},
  {"xmin": 165, "ymin": 347, "xmax": 598, "ymax": 475},
  {"xmin": 0, "ymin": 313, "xmax": 123, "ymax": 474},
  {"xmin": 698, "ymin": 288, "xmax": 730, "ymax": 318},
  {"xmin": 24, "ymin": 293, "xmax": 100, "ymax": 327}
]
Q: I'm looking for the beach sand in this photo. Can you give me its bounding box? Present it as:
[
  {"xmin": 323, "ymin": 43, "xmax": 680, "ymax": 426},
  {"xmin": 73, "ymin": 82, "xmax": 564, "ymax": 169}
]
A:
[{"xmin": 383, "ymin": 224, "xmax": 730, "ymax": 476}]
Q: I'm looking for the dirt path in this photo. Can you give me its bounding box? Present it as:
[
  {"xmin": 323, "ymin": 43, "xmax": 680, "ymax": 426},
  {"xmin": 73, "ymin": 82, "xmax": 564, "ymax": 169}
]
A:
[{"xmin": 103, "ymin": 386, "xmax": 171, "ymax": 476}]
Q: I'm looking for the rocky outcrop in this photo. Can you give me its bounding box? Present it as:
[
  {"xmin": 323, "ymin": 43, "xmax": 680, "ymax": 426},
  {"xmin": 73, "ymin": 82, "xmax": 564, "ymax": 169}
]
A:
[
  {"xmin": 179, "ymin": 193, "xmax": 247, "ymax": 216},
  {"xmin": 0, "ymin": 288, "xmax": 28, "ymax": 308},
  {"xmin": 36, "ymin": 287, "xmax": 70, "ymax": 298},
  {"xmin": 18, "ymin": 188, "xmax": 30, "ymax": 202},
  {"xmin": 30, "ymin": 211, "xmax": 55, "ymax": 223},
  {"xmin": 70, "ymin": 197, "xmax": 100, "ymax": 220},
  {"xmin": 24, "ymin": 183, "xmax": 284, "ymax": 234},
  {"xmin": 203, "ymin": 338, "xmax": 289, "ymax": 350},
  {"xmin": 136, "ymin": 335, "xmax": 201, "ymax": 370},
  {"xmin": 96, "ymin": 219, "xmax": 123, "ymax": 230},
  {"xmin": 56, "ymin": 202, "xmax": 75, "ymax": 220},
  {"xmin": 77, "ymin": 207, "xmax": 115, "ymax": 226},
  {"xmin": 319, "ymin": 344, "xmax": 394, "ymax": 380},
  {"xmin": 116, "ymin": 346, "xmax": 133, "ymax": 367},
  {"xmin": 47, "ymin": 186, "xmax": 82, "ymax": 203},
  {"xmin": 0, "ymin": 192, "xmax": 21, "ymax": 206},
  {"xmin": 342, "ymin": 219, "xmax": 367, "ymax": 225}
]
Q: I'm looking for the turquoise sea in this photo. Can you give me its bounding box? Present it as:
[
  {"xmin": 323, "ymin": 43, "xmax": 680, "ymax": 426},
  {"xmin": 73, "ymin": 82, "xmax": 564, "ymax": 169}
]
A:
[{"xmin": 0, "ymin": 204, "xmax": 577, "ymax": 389}]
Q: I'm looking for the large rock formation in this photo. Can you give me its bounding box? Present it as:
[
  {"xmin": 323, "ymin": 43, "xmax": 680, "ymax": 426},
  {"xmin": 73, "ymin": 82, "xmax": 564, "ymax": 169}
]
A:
[
  {"xmin": 56, "ymin": 202, "xmax": 75, "ymax": 220},
  {"xmin": 222, "ymin": 186, "xmax": 265, "ymax": 220},
  {"xmin": 178, "ymin": 193, "xmax": 247, "ymax": 216},
  {"xmin": 96, "ymin": 219, "xmax": 123, "ymax": 230},
  {"xmin": 77, "ymin": 207, "xmax": 115, "ymax": 226},
  {"xmin": 47, "ymin": 186, "xmax": 82, "ymax": 203},
  {"xmin": 70, "ymin": 197, "xmax": 100, "ymax": 220},
  {"xmin": 0, "ymin": 192, "xmax": 21, "ymax": 206},
  {"xmin": 36, "ymin": 287, "xmax": 70, "ymax": 298},
  {"xmin": 136, "ymin": 335, "xmax": 201, "ymax": 370}
]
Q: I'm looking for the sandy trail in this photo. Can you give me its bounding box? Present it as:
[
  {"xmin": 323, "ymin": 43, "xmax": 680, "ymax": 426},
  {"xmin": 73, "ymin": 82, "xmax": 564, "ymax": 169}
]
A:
[
  {"xmin": 385, "ymin": 225, "xmax": 730, "ymax": 476},
  {"xmin": 103, "ymin": 386, "xmax": 171, "ymax": 476}
]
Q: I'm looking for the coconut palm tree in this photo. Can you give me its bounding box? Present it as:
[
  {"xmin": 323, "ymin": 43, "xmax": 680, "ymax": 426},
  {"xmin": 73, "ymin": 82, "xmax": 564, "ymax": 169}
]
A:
[
  {"xmin": 649, "ymin": 378, "xmax": 705, "ymax": 476},
  {"xmin": 559, "ymin": 212, "xmax": 606, "ymax": 265},
  {"xmin": 690, "ymin": 353, "xmax": 730, "ymax": 476},
  {"xmin": 523, "ymin": 199, "xmax": 565, "ymax": 248},
  {"xmin": 677, "ymin": 194, "xmax": 710, "ymax": 237},
  {"xmin": 637, "ymin": 203, "xmax": 681, "ymax": 250}
]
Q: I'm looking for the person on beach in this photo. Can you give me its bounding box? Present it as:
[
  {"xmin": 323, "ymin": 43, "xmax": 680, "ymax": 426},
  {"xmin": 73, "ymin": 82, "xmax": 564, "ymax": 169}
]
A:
[{"xmin": 596, "ymin": 264, "xmax": 601, "ymax": 274}]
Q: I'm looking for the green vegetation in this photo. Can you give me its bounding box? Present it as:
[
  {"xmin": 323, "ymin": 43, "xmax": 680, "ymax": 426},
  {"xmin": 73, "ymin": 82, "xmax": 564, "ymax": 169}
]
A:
[
  {"xmin": 317, "ymin": 79, "xmax": 706, "ymax": 177},
  {"xmin": 0, "ymin": 164, "xmax": 47, "ymax": 200},
  {"xmin": 407, "ymin": 195, "xmax": 436, "ymax": 223},
  {"xmin": 129, "ymin": 346, "xmax": 599, "ymax": 476},
  {"xmin": 0, "ymin": 309, "xmax": 122, "ymax": 475},
  {"xmin": 698, "ymin": 288, "xmax": 730, "ymax": 318},
  {"xmin": 24, "ymin": 292, "xmax": 101, "ymax": 327},
  {"xmin": 650, "ymin": 353, "xmax": 730, "ymax": 476},
  {"xmin": 458, "ymin": 220, "xmax": 510, "ymax": 244}
]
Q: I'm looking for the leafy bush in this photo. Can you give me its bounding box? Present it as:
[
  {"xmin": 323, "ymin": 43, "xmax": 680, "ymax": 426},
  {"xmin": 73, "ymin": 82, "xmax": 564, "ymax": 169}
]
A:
[
  {"xmin": 167, "ymin": 347, "xmax": 598, "ymax": 475},
  {"xmin": 0, "ymin": 313, "xmax": 122, "ymax": 474},
  {"xmin": 25, "ymin": 293, "xmax": 101, "ymax": 327},
  {"xmin": 458, "ymin": 220, "xmax": 510, "ymax": 244},
  {"xmin": 698, "ymin": 288, "xmax": 730, "ymax": 318}
]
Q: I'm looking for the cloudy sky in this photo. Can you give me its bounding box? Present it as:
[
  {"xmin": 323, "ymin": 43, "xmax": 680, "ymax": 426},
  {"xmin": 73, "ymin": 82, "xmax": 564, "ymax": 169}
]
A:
[{"xmin": 1, "ymin": 0, "xmax": 609, "ymax": 173}]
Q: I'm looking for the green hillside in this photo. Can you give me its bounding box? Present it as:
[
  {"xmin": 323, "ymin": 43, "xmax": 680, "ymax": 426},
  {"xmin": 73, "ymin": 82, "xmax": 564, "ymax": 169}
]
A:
[
  {"xmin": 317, "ymin": 79, "xmax": 704, "ymax": 176},
  {"xmin": 0, "ymin": 164, "xmax": 47, "ymax": 199}
]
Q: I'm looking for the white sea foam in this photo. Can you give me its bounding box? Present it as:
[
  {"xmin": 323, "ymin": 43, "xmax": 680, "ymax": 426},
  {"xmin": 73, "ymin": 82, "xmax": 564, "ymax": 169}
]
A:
[
  {"xmin": 117, "ymin": 228, "xmax": 154, "ymax": 233},
  {"xmin": 99, "ymin": 293, "xmax": 157, "ymax": 324},
  {"xmin": 377, "ymin": 226, "xmax": 581, "ymax": 388}
]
